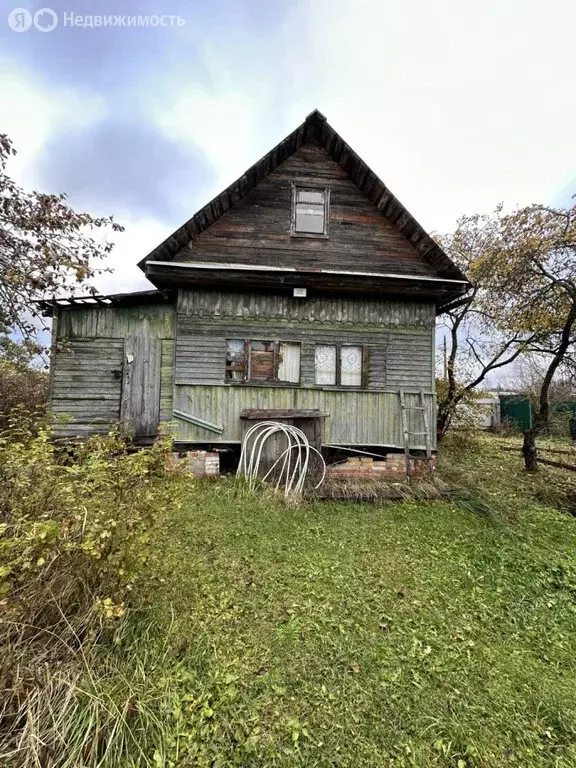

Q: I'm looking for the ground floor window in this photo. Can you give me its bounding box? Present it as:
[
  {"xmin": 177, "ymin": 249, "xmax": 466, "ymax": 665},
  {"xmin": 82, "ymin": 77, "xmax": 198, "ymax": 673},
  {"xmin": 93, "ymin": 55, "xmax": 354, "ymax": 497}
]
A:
[
  {"xmin": 314, "ymin": 344, "xmax": 363, "ymax": 386},
  {"xmin": 226, "ymin": 339, "xmax": 301, "ymax": 384}
]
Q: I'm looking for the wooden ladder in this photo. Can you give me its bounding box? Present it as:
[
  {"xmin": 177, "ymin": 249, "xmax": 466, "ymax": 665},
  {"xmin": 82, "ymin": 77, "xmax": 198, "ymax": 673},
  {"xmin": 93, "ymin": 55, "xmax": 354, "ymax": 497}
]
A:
[{"xmin": 399, "ymin": 389, "xmax": 432, "ymax": 477}]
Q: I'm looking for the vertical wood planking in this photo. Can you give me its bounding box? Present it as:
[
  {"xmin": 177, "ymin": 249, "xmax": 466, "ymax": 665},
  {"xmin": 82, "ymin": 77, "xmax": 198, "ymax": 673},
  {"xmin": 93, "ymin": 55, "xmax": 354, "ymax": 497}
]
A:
[
  {"xmin": 48, "ymin": 307, "xmax": 59, "ymax": 404},
  {"xmin": 173, "ymin": 384, "xmax": 436, "ymax": 449},
  {"xmin": 160, "ymin": 338, "xmax": 175, "ymax": 425},
  {"xmin": 121, "ymin": 336, "xmax": 162, "ymax": 437}
]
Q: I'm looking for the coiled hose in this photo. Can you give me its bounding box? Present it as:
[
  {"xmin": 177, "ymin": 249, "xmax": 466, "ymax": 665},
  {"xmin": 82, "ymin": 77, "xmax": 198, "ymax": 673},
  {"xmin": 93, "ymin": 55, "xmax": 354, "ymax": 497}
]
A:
[{"xmin": 237, "ymin": 421, "xmax": 326, "ymax": 496}]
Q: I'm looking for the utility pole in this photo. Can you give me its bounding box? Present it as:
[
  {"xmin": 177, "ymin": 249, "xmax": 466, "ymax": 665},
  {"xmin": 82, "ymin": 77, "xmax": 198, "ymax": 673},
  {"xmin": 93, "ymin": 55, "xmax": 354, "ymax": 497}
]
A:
[{"xmin": 443, "ymin": 336, "xmax": 447, "ymax": 382}]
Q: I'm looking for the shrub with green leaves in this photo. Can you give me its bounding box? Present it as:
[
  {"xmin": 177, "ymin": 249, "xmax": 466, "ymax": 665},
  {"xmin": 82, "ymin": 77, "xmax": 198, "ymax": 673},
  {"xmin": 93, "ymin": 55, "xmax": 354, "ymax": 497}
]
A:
[
  {"xmin": 0, "ymin": 415, "xmax": 180, "ymax": 765},
  {"xmin": 0, "ymin": 421, "xmax": 174, "ymax": 629}
]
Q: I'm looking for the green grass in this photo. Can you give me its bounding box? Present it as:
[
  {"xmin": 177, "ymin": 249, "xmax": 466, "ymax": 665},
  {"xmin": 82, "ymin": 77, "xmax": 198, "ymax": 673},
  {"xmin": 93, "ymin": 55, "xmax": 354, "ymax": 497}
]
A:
[
  {"xmin": 8, "ymin": 433, "xmax": 576, "ymax": 767},
  {"xmin": 122, "ymin": 434, "xmax": 576, "ymax": 767}
]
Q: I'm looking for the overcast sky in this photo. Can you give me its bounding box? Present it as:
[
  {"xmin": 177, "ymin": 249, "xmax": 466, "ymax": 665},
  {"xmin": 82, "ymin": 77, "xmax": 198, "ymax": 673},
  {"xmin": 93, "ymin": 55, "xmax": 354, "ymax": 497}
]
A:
[{"xmin": 1, "ymin": 0, "xmax": 575, "ymax": 297}]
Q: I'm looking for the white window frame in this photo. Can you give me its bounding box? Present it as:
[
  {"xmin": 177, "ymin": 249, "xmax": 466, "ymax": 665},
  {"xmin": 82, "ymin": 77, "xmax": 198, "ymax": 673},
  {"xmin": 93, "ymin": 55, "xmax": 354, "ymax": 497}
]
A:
[
  {"xmin": 291, "ymin": 183, "xmax": 330, "ymax": 238},
  {"xmin": 314, "ymin": 343, "xmax": 364, "ymax": 388}
]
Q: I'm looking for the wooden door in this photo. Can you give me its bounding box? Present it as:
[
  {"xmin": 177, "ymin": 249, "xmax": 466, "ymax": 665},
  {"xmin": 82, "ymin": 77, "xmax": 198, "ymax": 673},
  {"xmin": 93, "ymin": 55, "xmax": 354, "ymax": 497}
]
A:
[{"xmin": 120, "ymin": 336, "xmax": 162, "ymax": 439}]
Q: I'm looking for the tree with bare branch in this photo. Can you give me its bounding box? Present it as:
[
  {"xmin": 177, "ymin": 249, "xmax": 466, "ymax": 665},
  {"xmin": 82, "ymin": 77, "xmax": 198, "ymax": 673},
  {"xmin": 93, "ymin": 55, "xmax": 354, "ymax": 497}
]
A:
[
  {"xmin": 435, "ymin": 208, "xmax": 539, "ymax": 440},
  {"xmin": 473, "ymin": 202, "xmax": 576, "ymax": 468}
]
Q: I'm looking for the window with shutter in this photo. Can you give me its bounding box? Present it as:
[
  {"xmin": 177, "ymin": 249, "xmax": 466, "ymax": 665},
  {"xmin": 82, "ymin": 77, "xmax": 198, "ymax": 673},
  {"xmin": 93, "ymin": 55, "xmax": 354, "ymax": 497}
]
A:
[{"xmin": 225, "ymin": 340, "xmax": 301, "ymax": 384}]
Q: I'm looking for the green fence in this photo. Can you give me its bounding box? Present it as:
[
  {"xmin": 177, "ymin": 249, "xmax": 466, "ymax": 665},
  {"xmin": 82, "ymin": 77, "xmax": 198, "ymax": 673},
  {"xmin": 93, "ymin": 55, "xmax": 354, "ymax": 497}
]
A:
[
  {"xmin": 499, "ymin": 395, "xmax": 533, "ymax": 431},
  {"xmin": 552, "ymin": 402, "xmax": 576, "ymax": 416}
]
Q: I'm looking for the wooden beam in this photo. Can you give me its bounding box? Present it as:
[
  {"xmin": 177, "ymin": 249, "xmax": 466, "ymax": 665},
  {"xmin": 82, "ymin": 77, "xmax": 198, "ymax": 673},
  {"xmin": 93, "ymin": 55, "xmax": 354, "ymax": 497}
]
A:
[
  {"xmin": 500, "ymin": 445, "xmax": 576, "ymax": 471},
  {"xmin": 538, "ymin": 457, "xmax": 576, "ymax": 472},
  {"xmin": 173, "ymin": 410, "xmax": 224, "ymax": 434},
  {"xmin": 240, "ymin": 408, "xmax": 328, "ymax": 420}
]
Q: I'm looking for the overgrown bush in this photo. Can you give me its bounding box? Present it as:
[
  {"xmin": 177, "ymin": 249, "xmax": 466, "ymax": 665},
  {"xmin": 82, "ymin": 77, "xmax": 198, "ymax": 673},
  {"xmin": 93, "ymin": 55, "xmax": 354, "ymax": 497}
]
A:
[
  {"xmin": 0, "ymin": 414, "xmax": 181, "ymax": 766},
  {"xmin": 0, "ymin": 361, "xmax": 48, "ymax": 430},
  {"xmin": 436, "ymin": 377, "xmax": 490, "ymax": 437}
]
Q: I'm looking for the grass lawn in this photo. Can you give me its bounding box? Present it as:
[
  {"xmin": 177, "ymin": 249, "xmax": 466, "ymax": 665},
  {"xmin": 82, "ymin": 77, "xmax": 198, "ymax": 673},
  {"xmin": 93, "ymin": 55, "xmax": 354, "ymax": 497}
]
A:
[{"xmin": 127, "ymin": 434, "xmax": 576, "ymax": 767}]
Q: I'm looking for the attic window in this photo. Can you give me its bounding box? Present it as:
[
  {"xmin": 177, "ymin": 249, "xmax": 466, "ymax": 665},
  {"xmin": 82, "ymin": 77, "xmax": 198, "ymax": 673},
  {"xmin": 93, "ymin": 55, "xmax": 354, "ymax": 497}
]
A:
[{"xmin": 291, "ymin": 185, "xmax": 329, "ymax": 236}]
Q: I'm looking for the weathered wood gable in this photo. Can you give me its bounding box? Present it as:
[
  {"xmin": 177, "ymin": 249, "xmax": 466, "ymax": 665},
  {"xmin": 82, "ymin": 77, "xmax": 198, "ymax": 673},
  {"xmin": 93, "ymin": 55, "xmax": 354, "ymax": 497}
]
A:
[
  {"xmin": 139, "ymin": 109, "xmax": 469, "ymax": 300},
  {"xmin": 175, "ymin": 143, "xmax": 438, "ymax": 277}
]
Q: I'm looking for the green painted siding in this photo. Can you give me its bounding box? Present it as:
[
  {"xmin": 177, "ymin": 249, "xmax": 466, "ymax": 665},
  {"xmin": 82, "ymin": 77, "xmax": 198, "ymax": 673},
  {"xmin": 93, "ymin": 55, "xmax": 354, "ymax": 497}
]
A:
[
  {"xmin": 51, "ymin": 339, "xmax": 124, "ymax": 436},
  {"xmin": 173, "ymin": 289, "xmax": 436, "ymax": 448},
  {"xmin": 173, "ymin": 385, "xmax": 436, "ymax": 449},
  {"xmin": 175, "ymin": 319, "xmax": 432, "ymax": 389},
  {"xmin": 175, "ymin": 289, "xmax": 435, "ymax": 394},
  {"xmin": 49, "ymin": 290, "xmax": 437, "ymax": 448}
]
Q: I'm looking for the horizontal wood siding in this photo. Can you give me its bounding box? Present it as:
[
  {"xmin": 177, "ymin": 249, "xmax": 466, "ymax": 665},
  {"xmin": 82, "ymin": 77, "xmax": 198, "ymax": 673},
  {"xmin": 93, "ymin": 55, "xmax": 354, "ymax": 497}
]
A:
[
  {"xmin": 175, "ymin": 336, "xmax": 227, "ymax": 384},
  {"xmin": 368, "ymin": 348, "xmax": 387, "ymax": 388},
  {"xmin": 175, "ymin": 144, "xmax": 438, "ymax": 277},
  {"xmin": 51, "ymin": 303, "xmax": 176, "ymax": 438},
  {"xmin": 385, "ymin": 334, "xmax": 434, "ymax": 389},
  {"xmin": 173, "ymin": 385, "xmax": 436, "ymax": 449},
  {"xmin": 51, "ymin": 340, "xmax": 124, "ymax": 436},
  {"xmin": 175, "ymin": 322, "xmax": 433, "ymax": 390},
  {"xmin": 173, "ymin": 289, "xmax": 435, "ymax": 447}
]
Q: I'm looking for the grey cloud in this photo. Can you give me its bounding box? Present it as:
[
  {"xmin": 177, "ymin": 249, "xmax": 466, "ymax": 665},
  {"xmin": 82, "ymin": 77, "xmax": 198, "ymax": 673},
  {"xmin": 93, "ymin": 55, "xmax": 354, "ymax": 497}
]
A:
[
  {"xmin": 1, "ymin": 0, "xmax": 298, "ymax": 226},
  {"xmin": 0, "ymin": 0, "xmax": 288, "ymax": 96},
  {"xmin": 35, "ymin": 117, "xmax": 213, "ymax": 223}
]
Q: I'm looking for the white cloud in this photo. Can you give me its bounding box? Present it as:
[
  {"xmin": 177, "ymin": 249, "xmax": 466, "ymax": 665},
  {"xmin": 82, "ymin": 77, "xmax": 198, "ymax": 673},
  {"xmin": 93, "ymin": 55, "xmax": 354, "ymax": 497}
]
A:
[
  {"xmin": 0, "ymin": 61, "xmax": 155, "ymax": 296},
  {"xmin": 3, "ymin": 0, "xmax": 575, "ymax": 304},
  {"xmin": 96, "ymin": 217, "xmax": 168, "ymax": 295},
  {"xmin": 289, "ymin": 0, "xmax": 576, "ymax": 230},
  {"xmin": 0, "ymin": 58, "xmax": 106, "ymax": 186},
  {"xmin": 154, "ymin": 87, "xmax": 260, "ymax": 191},
  {"xmin": 148, "ymin": 0, "xmax": 576, "ymax": 240}
]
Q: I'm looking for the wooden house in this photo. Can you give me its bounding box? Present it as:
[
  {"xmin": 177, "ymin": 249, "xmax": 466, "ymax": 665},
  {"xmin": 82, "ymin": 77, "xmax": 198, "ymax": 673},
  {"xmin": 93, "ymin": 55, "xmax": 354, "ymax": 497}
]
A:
[{"xmin": 40, "ymin": 110, "xmax": 469, "ymax": 473}]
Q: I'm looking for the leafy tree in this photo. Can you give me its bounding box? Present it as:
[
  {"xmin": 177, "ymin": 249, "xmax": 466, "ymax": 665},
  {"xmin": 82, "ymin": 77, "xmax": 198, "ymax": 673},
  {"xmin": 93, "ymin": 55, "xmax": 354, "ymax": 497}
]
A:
[
  {"xmin": 472, "ymin": 202, "xmax": 576, "ymax": 469},
  {"xmin": 435, "ymin": 209, "xmax": 538, "ymax": 440},
  {"xmin": 0, "ymin": 133, "xmax": 123, "ymax": 360}
]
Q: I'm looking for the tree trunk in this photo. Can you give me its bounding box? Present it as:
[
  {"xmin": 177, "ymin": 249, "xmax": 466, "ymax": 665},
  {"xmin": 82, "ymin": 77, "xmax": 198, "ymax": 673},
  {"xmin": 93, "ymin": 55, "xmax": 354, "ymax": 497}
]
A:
[
  {"xmin": 436, "ymin": 316, "xmax": 463, "ymax": 444},
  {"xmin": 522, "ymin": 301, "xmax": 576, "ymax": 470},
  {"xmin": 436, "ymin": 405, "xmax": 452, "ymax": 443},
  {"xmin": 522, "ymin": 429, "xmax": 538, "ymax": 471},
  {"xmin": 538, "ymin": 302, "xmax": 576, "ymax": 433}
]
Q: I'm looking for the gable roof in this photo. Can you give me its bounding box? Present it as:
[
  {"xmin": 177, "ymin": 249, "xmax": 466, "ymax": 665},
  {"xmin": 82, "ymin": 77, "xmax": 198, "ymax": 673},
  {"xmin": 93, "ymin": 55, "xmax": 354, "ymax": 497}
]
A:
[{"xmin": 138, "ymin": 110, "xmax": 468, "ymax": 285}]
